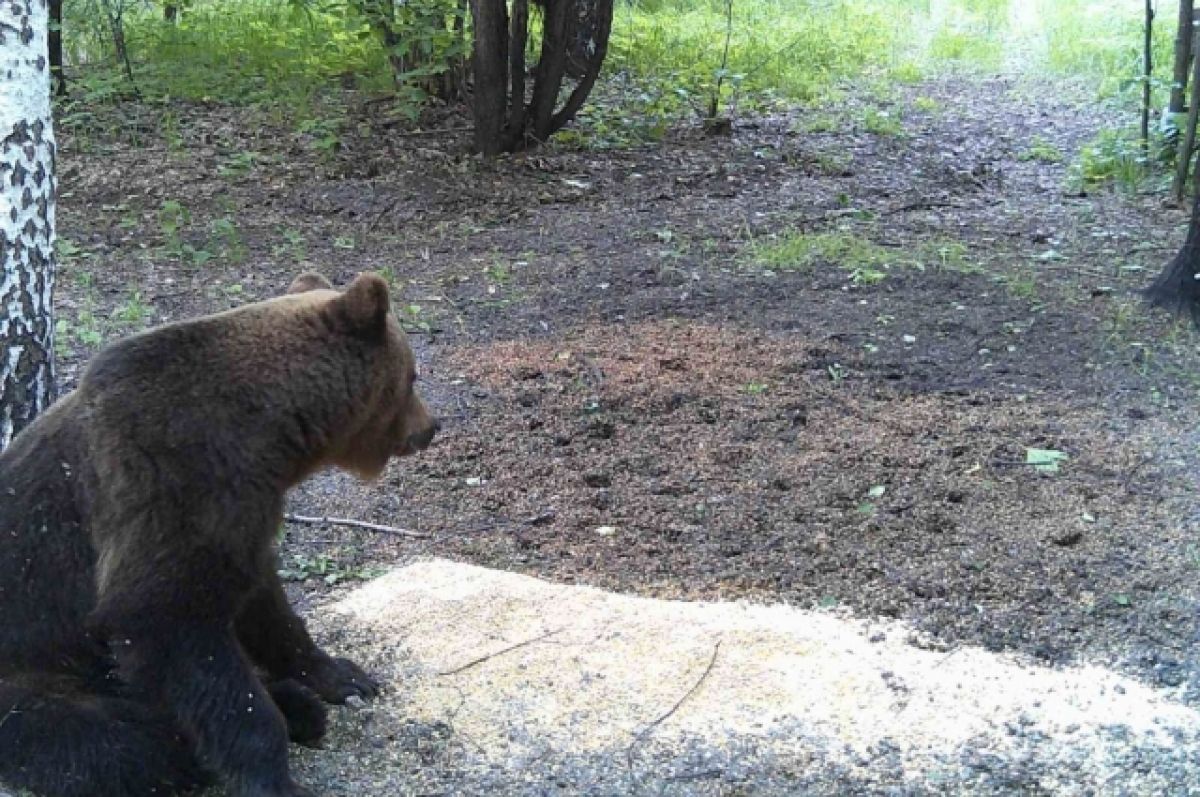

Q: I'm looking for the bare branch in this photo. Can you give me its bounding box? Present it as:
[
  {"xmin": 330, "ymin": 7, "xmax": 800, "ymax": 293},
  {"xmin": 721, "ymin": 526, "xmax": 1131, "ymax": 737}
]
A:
[
  {"xmin": 437, "ymin": 628, "xmax": 563, "ymax": 676},
  {"xmin": 282, "ymin": 513, "xmax": 430, "ymax": 539},
  {"xmin": 626, "ymin": 640, "xmax": 722, "ymax": 767}
]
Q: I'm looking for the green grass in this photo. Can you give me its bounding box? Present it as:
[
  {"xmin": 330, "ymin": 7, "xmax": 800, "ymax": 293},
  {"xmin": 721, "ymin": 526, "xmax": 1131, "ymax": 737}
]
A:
[
  {"xmin": 750, "ymin": 229, "xmax": 978, "ymax": 282},
  {"xmin": 1019, "ymin": 135, "xmax": 1064, "ymax": 164},
  {"xmin": 861, "ymin": 107, "xmax": 903, "ymax": 136},
  {"xmin": 609, "ymin": 0, "xmax": 907, "ymax": 110},
  {"xmin": 609, "ymin": 0, "xmax": 1174, "ymax": 106},
  {"xmin": 751, "ymin": 230, "xmax": 895, "ymax": 273},
  {"xmin": 1069, "ymin": 129, "xmax": 1156, "ymax": 194},
  {"xmin": 1041, "ymin": 1, "xmax": 1174, "ymax": 100}
]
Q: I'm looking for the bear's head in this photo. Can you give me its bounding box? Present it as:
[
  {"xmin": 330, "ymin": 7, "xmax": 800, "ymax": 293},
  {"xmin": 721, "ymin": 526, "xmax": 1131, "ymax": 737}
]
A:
[{"xmin": 288, "ymin": 272, "xmax": 439, "ymax": 480}]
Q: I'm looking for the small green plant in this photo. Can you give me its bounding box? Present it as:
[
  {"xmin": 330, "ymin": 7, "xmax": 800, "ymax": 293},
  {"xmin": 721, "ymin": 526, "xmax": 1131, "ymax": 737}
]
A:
[
  {"xmin": 377, "ymin": 265, "xmax": 398, "ymax": 288},
  {"xmin": 795, "ymin": 114, "xmax": 840, "ymax": 134},
  {"xmin": 55, "ymin": 237, "xmax": 85, "ymax": 264},
  {"xmin": 54, "ymin": 309, "xmax": 106, "ymax": 357},
  {"xmin": 485, "ymin": 261, "xmax": 512, "ymax": 284},
  {"xmin": 922, "ymin": 238, "xmax": 979, "ymax": 274},
  {"xmin": 113, "ymin": 289, "xmax": 152, "ymax": 329},
  {"xmin": 398, "ymin": 303, "xmax": 432, "ymax": 333},
  {"xmin": 849, "ymin": 266, "xmax": 888, "ymax": 286},
  {"xmin": 274, "ymin": 228, "xmax": 307, "ymax": 262},
  {"xmin": 743, "ymin": 381, "xmax": 768, "ymax": 395},
  {"xmin": 751, "ymin": 230, "xmax": 895, "ymax": 275},
  {"xmin": 1003, "ymin": 267, "xmax": 1039, "ymax": 301},
  {"xmin": 75, "ymin": 307, "xmax": 104, "ymax": 347},
  {"xmin": 159, "ymin": 109, "xmax": 185, "ymax": 151},
  {"xmin": 891, "ymin": 61, "xmax": 923, "ymax": 84},
  {"xmin": 787, "ymin": 149, "xmax": 852, "ymax": 176},
  {"xmin": 218, "ymin": 151, "xmax": 258, "ymax": 179},
  {"xmin": 158, "ymin": 200, "xmax": 190, "ymax": 255},
  {"xmin": 1070, "ymin": 129, "xmax": 1154, "ymax": 193},
  {"xmin": 278, "ymin": 554, "xmax": 384, "ymax": 586},
  {"xmin": 1019, "ymin": 136, "xmax": 1064, "ymax": 164},
  {"xmin": 299, "ymin": 118, "xmax": 343, "ymax": 159},
  {"xmin": 861, "ymin": 107, "xmax": 902, "ymax": 136},
  {"xmin": 53, "ymin": 318, "xmax": 75, "ymax": 358},
  {"xmin": 912, "ymin": 96, "xmax": 940, "ymax": 113},
  {"xmin": 827, "ymin": 363, "xmax": 848, "ymax": 384},
  {"xmin": 210, "ymin": 217, "xmax": 247, "ymax": 264},
  {"xmin": 333, "ymin": 236, "xmax": 356, "ymax": 251}
]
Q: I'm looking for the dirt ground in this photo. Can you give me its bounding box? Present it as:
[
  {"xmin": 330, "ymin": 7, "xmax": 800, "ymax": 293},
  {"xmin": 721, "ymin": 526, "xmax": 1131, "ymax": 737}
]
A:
[{"xmin": 54, "ymin": 71, "xmax": 1200, "ymax": 788}]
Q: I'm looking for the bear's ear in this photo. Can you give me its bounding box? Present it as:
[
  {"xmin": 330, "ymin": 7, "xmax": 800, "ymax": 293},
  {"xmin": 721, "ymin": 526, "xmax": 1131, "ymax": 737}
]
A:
[
  {"xmin": 287, "ymin": 272, "xmax": 333, "ymax": 294},
  {"xmin": 332, "ymin": 272, "xmax": 391, "ymax": 337}
]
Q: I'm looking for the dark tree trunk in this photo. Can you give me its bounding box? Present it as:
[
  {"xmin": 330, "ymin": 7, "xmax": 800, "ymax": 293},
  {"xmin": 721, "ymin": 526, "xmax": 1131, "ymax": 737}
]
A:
[
  {"xmin": 564, "ymin": 0, "xmax": 603, "ymax": 78},
  {"xmin": 504, "ymin": 0, "xmax": 529, "ymax": 144},
  {"xmin": 1142, "ymin": 1, "xmax": 1153, "ymax": 155},
  {"xmin": 528, "ymin": 0, "xmax": 571, "ymax": 141},
  {"xmin": 550, "ymin": 3, "xmax": 611, "ymax": 134},
  {"xmin": 467, "ymin": 0, "xmax": 613, "ymax": 155},
  {"xmin": 469, "ymin": 0, "xmax": 510, "ymax": 155},
  {"xmin": 1146, "ymin": 186, "xmax": 1200, "ymax": 322},
  {"xmin": 1172, "ymin": 0, "xmax": 1195, "ymax": 114},
  {"xmin": 49, "ymin": 0, "xmax": 65, "ymax": 96}
]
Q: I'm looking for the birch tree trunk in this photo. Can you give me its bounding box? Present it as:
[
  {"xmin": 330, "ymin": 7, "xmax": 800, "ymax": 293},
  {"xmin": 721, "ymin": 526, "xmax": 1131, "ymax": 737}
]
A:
[{"xmin": 0, "ymin": 0, "xmax": 57, "ymax": 450}]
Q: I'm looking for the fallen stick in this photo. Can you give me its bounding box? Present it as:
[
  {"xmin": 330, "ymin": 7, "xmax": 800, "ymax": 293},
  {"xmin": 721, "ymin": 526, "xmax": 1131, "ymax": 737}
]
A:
[
  {"xmin": 282, "ymin": 513, "xmax": 430, "ymax": 539},
  {"xmin": 626, "ymin": 640, "xmax": 722, "ymax": 769},
  {"xmin": 437, "ymin": 628, "xmax": 563, "ymax": 676}
]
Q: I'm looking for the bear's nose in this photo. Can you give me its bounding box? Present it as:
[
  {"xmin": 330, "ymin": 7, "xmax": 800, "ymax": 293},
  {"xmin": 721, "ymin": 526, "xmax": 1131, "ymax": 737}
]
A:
[{"xmin": 408, "ymin": 419, "xmax": 439, "ymax": 451}]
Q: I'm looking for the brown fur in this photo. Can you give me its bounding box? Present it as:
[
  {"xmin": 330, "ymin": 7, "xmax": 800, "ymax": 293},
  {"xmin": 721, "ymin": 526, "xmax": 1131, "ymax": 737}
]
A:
[{"xmin": 0, "ymin": 273, "xmax": 438, "ymax": 797}]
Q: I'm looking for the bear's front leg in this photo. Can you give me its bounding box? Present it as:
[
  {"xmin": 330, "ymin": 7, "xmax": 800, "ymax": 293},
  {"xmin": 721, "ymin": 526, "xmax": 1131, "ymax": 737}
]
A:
[
  {"xmin": 95, "ymin": 550, "xmax": 314, "ymax": 797},
  {"xmin": 237, "ymin": 557, "xmax": 379, "ymax": 704}
]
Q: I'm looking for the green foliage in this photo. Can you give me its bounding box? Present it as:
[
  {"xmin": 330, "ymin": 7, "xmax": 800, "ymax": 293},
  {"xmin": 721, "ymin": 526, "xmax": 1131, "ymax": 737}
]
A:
[
  {"xmin": 113, "ymin": 289, "xmax": 153, "ymax": 330},
  {"xmin": 1018, "ymin": 135, "xmax": 1063, "ymax": 164},
  {"xmin": 77, "ymin": 0, "xmax": 391, "ymax": 102},
  {"xmin": 750, "ymin": 229, "xmax": 978, "ymax": 282},
  {"xmin": 59, "ymin": 0, "xmax": 1168, "ymax": 152},
  {"xmin": 273, "ymin": 228, "xmax": 308, "ymax": 262},
  {"xmin": 1041, "ymin": 0, "xmax": 1174, "ymax": 100},
  {"xmin": 751, "ymin": 230, "xmax": 896, "ymax": 274},
  {"xmin": 912, "ymin": 96, "xmax": 940, "ymax": 113},
  {"xmin": 610, "ymin": 1, "xmax": 902, "ymax": 106},
  {"xmin": 210, "ymin": 217, "xmax": 247, "ymax": 263},
  {"xmin": 1069, "ymin": 129, "xmax": 1156, "ymax": 194},
  {"xmin": 279, "ymin": 553, "xmax": 385, "ymax": 585},
  {"xmin": 926, "ymin": 9, "xmax": 1004, "ymax": 71},
  {"xmin": 861, "ymin": 107, "xmax": 902, "ymax": 136}
]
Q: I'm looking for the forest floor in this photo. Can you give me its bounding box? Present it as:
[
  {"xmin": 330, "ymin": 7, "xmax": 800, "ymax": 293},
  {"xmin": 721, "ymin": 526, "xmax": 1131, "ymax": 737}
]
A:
[{"xmin": 54, "ymin": 72, "xmax": 1200, "ymax": 793}]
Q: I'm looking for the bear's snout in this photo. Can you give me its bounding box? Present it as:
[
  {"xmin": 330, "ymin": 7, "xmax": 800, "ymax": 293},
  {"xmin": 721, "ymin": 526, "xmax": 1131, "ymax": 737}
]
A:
[{"xmin": 407, "ymin": 417, "xmax": 439, "ymax": 452}]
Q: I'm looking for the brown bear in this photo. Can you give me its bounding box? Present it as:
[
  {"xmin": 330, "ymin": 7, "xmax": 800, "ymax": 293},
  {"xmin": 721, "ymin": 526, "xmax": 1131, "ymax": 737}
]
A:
[{"xmin": 0, "ymin": 272, "xmax": 439, "ymax": 797}]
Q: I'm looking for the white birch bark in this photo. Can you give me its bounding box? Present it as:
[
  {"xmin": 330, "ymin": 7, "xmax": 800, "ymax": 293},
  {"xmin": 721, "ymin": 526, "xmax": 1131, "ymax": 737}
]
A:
[{"xmin": 0, "ymin": 0, "xmax": 56, "ymax": 451}]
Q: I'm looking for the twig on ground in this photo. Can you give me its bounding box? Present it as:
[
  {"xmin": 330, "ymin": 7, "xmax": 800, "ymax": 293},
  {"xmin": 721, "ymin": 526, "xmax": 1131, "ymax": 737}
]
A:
[
  {"xmin": 437, "ymin": 628, "xmax": 563, "ymax": 676},
  {"xmin": 366, "ymin": 197, "xmax": 403, "ymax": 233},
  {"xmin": 626, "ymin": 641, "xmax": 722, "ymax": 769},
  {"xmin": 282, "ymin": 513, "xmax": 430, "ymax": 539},
  {"xmin": 880, "ymin": 198, "xmax": 961, "ymax": 215},
  {"xmin": 388, "ymin": 124, "xmax": 474, "ymax": 136}
]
